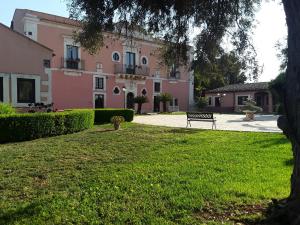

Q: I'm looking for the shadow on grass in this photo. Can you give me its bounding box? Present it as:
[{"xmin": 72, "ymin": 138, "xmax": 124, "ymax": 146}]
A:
[
  {"xmin": 252, "ymin": 136, "xmax": 290, "ymax": 148},
  {"xmin": 88, "ymin": 128, "xmax": 116, "ymax": 134},
  {"xmin": 0, "ymin": 202, "xmax": 41, "ymax": 225},
  {"xmin": 167, "ymin": 128, "xmax": 205, "ymax": 134}
]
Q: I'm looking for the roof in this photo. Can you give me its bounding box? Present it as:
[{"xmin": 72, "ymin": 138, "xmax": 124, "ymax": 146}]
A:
[
  {"xmin": 16, "ymin": 9, "xmax": 81, "ymax": 27},
  {"xmin": 207, "ymin": 82, "xmax": 269, "ymax": 93},
  {"xmin": 0, "ymin": 22, "xmax": 53, "ymax": 52}
]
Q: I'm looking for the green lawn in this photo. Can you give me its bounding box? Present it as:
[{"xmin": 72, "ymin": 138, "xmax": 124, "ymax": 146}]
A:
[{"xmin": 0, "ymin": 123, "xmax": 292, "ymax": 224}]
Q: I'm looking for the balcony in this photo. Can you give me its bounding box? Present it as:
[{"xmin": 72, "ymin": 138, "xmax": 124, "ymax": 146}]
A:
[
  {"xmin": 61, "ymin": 57, "xmax": 85, "ymax": 70},
  {"xmin": 114, "ymin": 64, "xmax": 150, "ymax": 77},
  {"xmin": 169, "ymin": 70, "xmax": 181, "ymax": 80}
]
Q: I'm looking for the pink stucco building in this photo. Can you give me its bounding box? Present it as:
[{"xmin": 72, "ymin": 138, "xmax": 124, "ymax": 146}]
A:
[
  {"xmin": 9, "ymin": 9, "xmax": 194, "ymax": 112},
  {"xmin": 205, "ymin": 82, "xmax": 274, "ymax": 113},
  {"xmin": 0, "ymin": 22, "xmax": 53, "ymax": 107}
]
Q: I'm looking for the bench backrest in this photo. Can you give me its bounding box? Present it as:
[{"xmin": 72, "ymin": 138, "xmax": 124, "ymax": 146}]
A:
[{"xmin": 186, "ymin": 112, "xmax": 214, "ymax": 120}]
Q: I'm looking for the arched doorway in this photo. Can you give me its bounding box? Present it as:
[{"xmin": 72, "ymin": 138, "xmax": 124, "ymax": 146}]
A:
[{"xmin": 126, "ymin": 92, "xmax": 135, "ymax": 109}]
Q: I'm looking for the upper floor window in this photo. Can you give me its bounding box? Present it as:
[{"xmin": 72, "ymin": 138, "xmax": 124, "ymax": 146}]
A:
[
  {"xmin": 43, "ymin": 59, "xmax": 51, "ymax": 68},
  {"xmin": 141, "ymin": 56, "xmax": 148, "ymax": 65},
  {"xmin": 112, "ymin": 52, "xmax": 120, "ymax": 62},
  {"xmin": 67, "ymin": 45, "xmax": 79, "ymax": 60},
  {"xmin": 66, "ymin": 45, "xmax": 79, "ymax": 69},
  {"xmin": 95, "ymin": 77, "xmax": 104, "ymax": 90}
]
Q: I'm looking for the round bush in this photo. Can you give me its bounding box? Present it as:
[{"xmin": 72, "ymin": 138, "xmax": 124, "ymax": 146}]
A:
[{"xmin": 0, "ymin": 109, "xmax": 94, "ymax": 143}]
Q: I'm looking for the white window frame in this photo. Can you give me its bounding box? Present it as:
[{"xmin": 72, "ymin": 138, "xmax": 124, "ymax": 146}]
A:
[
  {"xmin": 236, "ymin": 95, "xmax": 250, "ymax": 106},
  {"xmin": 153, "ymin": 80, "xmax": 162, "ymax": 94},
  {"xmin": 93, "ymin": 75, "xmax": 106, "ymax": 91},
  {"xmin": 112, "ymin": 86, "xmax": 121, "ymax": 95},
  {"xmin": 0, "ymin": 73, "xmax": 10, "ymax": 103},
  {"xmin": 141, "ymin": 56, "xmax": 149, "ymax": 65},
  {"xmin": 11, "ymin": 74, "xmax": 41, "ymax": 107},
  {"xmin": 93, "ymin": 92, "xmax": 106, "ymax": 109},
  {"xmin": 64, "ymin": 37, "xmax": 81, "ymax": 70},
  {"xmin": 112, "ymin": 51, "xmax": 121, "ymax": 62}
]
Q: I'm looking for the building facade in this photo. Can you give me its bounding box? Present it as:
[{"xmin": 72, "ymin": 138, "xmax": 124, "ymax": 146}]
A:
[
  {"xmin": 11, "ymin": 9, "xmax": 194, "ymax": 112},
  {"xmin": 0, "ymin": 22, "xmax": 53, "ymax": 108},
  {"xmin": 205, "ymin": 82, "xmax": 274, "ymax": 113}
]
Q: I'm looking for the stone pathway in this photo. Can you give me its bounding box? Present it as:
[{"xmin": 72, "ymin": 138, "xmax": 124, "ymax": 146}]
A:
[{"xmin": 133, "ymin": 114, "xmax": 281, "ymax": 133}]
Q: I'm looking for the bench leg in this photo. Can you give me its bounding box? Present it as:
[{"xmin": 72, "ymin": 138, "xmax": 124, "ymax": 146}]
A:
[
  {"xmin": 212, "ymin": 121, "xmax": 216, "ymax": 130},
  {"xmin": 186, "ymin": 120, "xmax": 191, "ymax": 128}
]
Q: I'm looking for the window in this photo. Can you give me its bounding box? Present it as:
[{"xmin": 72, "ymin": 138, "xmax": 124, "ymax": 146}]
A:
[
  {"xmin": 174, "ymin": 98, "xmax": 178, "ymax": 106},
  {"xmin": 154, "ymin": 82, "xmax": 161, "ymax": 93},
  {"xmin": 66, "ymin": 45, "xmax": 79, "ymax": 69},
  {"xmin": 17, "ymin": 78, "xmax": 35, "ymax": 103},
  {"xmin": 43, "ymin": 59, "xmax": 51, "ymax": 68},
  {"xmin": 28, "ymin": 31, "xmax": 33, "ymax": 36},
  {"xmin": 141, "ymin": 56, "xmax": 148, "ymax": 65},
  {"xmin": 237, "ymin": 96, "xmax": 249, "ymax": 106},
  {"xmin": 113, "ymin": 86, "xmax": 120, "ymax": 95},
  {"xmin": 112, "ymin": 52, "xmax": 120, "ymax": 62},
  {"xmin": 142, "ymin": 89, "xmax": 147, "ymax": 96},
  {"xmin": 66, "ymin": 45, "xmax": 79, "ymax": 60},
  {"xmin": 208, "ymin": 97, "xmax": 212, "ymax": 106},
  {"xmin": 126, "ymin": 52, "xmax": 136, "ymax": 74},
  {"xmin": 0, "ymin": 77, "xmax": 3, "ymax": 102},
  {"xmin": 95, "ymin": 77, "xmax": 104, "ymax": 90},
  {"xmin": 170, "ymin": 64, "xmax": 180, "ymax": 79},
  {"xmin": 95, "ymin": 94, "xmax": 104, "ymax": 108}
]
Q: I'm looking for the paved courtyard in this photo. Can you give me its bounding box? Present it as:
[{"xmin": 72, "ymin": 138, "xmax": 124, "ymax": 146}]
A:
[{"xmin": 133, "ymin": 114, "xmax": 281, "ymax": 133}]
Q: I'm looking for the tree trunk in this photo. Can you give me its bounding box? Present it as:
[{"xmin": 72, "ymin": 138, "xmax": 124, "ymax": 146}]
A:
[
  {"xmin": 279, "ymin": 1, "xmax": 300, "ymax": 224},
  {"xmin": 137, "ymin": 103, "xmax": 142, "ymax": 114},
  {"xmin": 163, "ymin": 102, "xmax": 167, "ymax": 112}
]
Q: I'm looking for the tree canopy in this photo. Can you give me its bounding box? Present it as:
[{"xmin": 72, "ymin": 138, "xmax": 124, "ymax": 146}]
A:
[{"xmin": 68, "ymin": 0, "xmax": 261, "ymax": 80}]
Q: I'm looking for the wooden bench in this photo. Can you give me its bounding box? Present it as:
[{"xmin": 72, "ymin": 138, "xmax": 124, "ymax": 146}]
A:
[{"xmin": 186, "ymin": 112, "xmax": 217, "ymax": 130}]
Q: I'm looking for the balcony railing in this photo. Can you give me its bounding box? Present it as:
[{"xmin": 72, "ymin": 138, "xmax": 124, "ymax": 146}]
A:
[
  {"xmin": 169, "ymin": 70, "xmax": 181, "ymax": 79},
  {"xmin": 114, "ymin": 64, "xmax": 150, "ymax": 76},
  {"xmin": 61, "ymin": 57, "xmax": 85, "ymax": 70}
]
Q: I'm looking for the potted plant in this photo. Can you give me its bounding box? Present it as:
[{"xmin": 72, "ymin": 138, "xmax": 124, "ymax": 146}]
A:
[
  {"xmin": 240, "ymin": 99, "xmax": 263, "ymax": 121},
  {"xmin": 159, "ymin": 93, "xmax": 172, "ymax": 112},
  {"xmin": 134, "ymin": 96, "xmax": 148, "ymax": 114},
  {"xmin": 111, "ymin": 116, "xmax": 125, "ymax": 130}
]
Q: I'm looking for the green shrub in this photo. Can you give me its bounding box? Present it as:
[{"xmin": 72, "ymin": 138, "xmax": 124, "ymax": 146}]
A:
[
  {"xmin": 94, "ymin": 109, "xmax": 134, "ymax": 124},
  {"xmin": 0, "ymin": 109, "xmax": 94, "ymax": 143},
  {"xmin": 196, "ymin": 97, "xmax": 208, "ymax": 110},
  {"xmin": 0, "ymin": 103, "xmax": 15, "ymax": 114}
]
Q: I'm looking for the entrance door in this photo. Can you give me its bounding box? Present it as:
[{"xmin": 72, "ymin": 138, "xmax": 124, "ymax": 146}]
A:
[
  {"xmin": 153, "ymin": 96, "xmax": 160, "ymax": 112},
  {"xmin": 95, "ymin": 94, "xmax": 104, "ymax": 108},
  {"xmin": 127, "ymin": 92, "xmax": 135, "ymax": 109},
  {"xmin": 126, "ymin": 52, "xmax": 136, "ymax": 74},
  {"xmin": 215, "ymin": 97, "xmax": 221, "ymax": 107},
  {"xmin": 0, "ymin": 77, "xmax": 3, "ymax": 102}
]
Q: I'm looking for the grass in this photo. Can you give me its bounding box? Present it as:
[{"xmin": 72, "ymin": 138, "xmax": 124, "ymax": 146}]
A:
[{"xmin": 0, "ymin": 123, "xmax": 292, "ymax": 224}]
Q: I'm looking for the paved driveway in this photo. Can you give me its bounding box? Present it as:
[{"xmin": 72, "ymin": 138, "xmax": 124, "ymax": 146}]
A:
[{"xmin": 133, "ymin": 114, "xmax": 281, "ymax": 133}]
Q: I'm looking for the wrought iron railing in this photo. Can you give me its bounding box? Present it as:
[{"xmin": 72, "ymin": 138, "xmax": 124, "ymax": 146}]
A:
[
  {"xmin": 61, "ymin": 57, "xmax": 85, "ymax": 70},
  {"xmin": 114, "ymin": 64, "xmax": 150, "ymax": 76}
]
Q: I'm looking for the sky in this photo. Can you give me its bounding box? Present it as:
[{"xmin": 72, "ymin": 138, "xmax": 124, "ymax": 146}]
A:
[{"xmin": 0, "ymin": 0, "xmax": 287, "ymax": 82}]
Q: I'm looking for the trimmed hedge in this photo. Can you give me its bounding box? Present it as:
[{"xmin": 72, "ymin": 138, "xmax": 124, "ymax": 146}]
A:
[
  {"xmin": 94, "ymin": 108, "xmax": 134, "ymax": 124},
  {"xmin": 0, "ymin": 109, "xmax": 94, "ymax": 143}
]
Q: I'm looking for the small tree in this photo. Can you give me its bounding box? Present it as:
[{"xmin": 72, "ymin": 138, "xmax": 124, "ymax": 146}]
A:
[
  {"xmin": 240, "ymin": 99, "xmax": 262, "ymax": 121},
  {"xmin": 159, "ymin": 93, "xmax": 172, "ymax": 113},
  {"xmin": 134, "ymin": 96, "xmax": 148, "ymax": 114},
  {"xmin": 196, "ymin": 97, "xmax": 208, "ymax": 111}
]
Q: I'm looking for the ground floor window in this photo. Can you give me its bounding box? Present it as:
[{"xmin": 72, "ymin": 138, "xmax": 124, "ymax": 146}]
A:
[
  {"xmin": 0, "ymin": 77, "xmax": 3, "ymax": 102},
  {"xmin": 214, "ymin": 97, "xmax": 221, "ymax": 107},
  {"xmin": 17, "ymin": 78, "xmax": 35, "ymax": 103},
  {"xmin": 95, "ymin": 94, "xmax": 105, "ymax": 108},
  {"xmin": 237, "ymin": 96, "xmax": 249, "ymax": 106}
]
